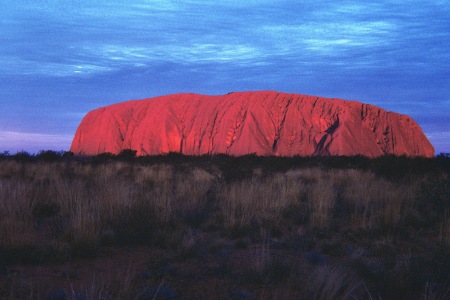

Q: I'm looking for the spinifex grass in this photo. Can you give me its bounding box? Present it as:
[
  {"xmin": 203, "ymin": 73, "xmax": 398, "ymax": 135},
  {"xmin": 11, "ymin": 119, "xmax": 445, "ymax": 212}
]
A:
[{"xmin": 0, "ymin": 156, "xmax": 448, "ymax": 299}]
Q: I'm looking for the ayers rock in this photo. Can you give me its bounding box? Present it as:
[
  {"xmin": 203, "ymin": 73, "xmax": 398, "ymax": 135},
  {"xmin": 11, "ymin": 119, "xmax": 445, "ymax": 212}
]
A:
[{"xmin": 71, "ymin": 91, "xmax": 434, "ymax": 157}]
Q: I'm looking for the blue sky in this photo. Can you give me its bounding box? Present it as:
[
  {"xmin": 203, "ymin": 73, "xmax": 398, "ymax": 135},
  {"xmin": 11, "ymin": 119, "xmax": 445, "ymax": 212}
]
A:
[{"xmin": 1, "ymin": 0, "xmax": 449, "ymax": 154}]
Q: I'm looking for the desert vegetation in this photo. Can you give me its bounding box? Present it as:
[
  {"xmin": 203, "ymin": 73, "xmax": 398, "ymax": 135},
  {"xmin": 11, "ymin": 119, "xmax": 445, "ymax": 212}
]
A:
[{"xmin": 0, "ymin": 151, "xmax": 449, "ymax": 299}]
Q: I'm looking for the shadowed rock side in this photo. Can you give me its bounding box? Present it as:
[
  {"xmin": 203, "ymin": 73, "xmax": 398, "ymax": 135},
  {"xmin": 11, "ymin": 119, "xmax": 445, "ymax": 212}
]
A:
[{"xmin": 70, "ymin": 91, "xmax": 434, "ymax": 157}]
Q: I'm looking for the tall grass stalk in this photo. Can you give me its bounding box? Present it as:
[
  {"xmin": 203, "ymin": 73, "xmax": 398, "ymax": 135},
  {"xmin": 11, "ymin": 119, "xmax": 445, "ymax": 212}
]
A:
[{"xmin": 218, "ymin": 174, "xmax": 302, "ymax": 229}]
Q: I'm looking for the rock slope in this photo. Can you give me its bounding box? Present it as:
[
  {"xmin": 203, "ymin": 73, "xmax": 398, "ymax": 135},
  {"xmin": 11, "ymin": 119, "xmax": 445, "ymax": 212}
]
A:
[{"xmin": 70, "ymin": 91, "xmax": 434, "ymax": 157}]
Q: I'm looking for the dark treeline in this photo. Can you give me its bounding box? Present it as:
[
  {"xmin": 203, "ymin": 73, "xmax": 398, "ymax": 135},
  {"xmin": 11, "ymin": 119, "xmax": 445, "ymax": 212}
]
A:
[{"xmin": 1, "ymin": 149, "xmax": 450, "ymax": 181}]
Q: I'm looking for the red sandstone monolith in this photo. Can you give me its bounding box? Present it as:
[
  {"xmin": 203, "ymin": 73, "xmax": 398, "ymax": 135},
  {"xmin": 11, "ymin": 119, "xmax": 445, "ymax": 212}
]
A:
[{"xmin": 70, "ymin": 91, "xmax": 434, "ymax": 157}]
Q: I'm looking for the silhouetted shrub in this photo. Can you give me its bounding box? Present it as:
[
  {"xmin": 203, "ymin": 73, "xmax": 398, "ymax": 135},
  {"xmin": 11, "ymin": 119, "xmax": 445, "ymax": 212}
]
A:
[
  {"xmin": 93, "ymin": 152, "xmax": 116, "ymax": 163},
  {"xmin": 117, "ymin": 148, "xmax": 137, "ymax": 160},
  {"xmin": 0, "ymin": 151, "xmax": 10, "ymax": 159},
  {"xmin": 36, "ymin": 150, "xmax": 63, "ymax": 161},
  {"xmin": 13, "ymin": 151, "xmax": 33, "ymax": 162},
  {"xmin": 61, "ymin": 151, "xmax": 74, "ymax": 159}
]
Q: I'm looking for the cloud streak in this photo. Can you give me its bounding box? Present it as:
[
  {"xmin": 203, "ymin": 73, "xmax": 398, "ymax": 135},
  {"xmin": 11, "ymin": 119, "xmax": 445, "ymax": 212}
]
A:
[
  {"xmin": 2, "ymin": 1, "xmax": 449, "ymax": 78},
  {"xmin": 1, "ymin": 0, "xmax": 449, "ymax": 152}
]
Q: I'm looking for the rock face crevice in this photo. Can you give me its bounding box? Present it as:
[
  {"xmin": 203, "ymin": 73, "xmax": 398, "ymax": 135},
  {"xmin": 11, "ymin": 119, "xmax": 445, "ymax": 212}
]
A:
[{"xmin": 70, "ymin": 91, "xmax": 434, "ymax": 157}]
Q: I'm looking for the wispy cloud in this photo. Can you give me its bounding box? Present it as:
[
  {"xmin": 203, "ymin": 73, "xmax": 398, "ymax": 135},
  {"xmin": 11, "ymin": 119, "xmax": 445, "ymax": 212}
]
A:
[
  {"xmin": 10, "ymin": 42, "xmax": 264, "ymax": 77},
  {"xmin": 0, "ymin": 58, "xmax": 117, "ymax": 77},
  {"xmin": 261, "ymin": 19, "xmax": 398, "ymax": 60},
  {"xmin": 1, "ymin": 0, "xmax": 449, "ymax": 152},
  {"xmin": 2, "ymin": 0, "xmax": 447, "ymax": 77}
]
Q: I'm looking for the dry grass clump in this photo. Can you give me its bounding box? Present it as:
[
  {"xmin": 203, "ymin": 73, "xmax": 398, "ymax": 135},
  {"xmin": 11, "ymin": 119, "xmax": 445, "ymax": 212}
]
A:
[
  {"xmin": 0, "ymin": 161, "xmax": 216, "ymax": 260},
  {"xmin": 305, "ymin": 265, "xmax": 364, "ymax": 300},
  {"xmin": 218, "ymin": 173, "xmax": 303, "ymax": 230},
  {"xmin": 0, "ymin": 160, "xmax": 441, "ymax": 258},
  {"xmin": 307, "ymin": 176, "xmax": 337, "ymax": 229},
  {"xmin": 341, "ymin": 170, "xmax": 418, "ymax": 230},
  {"xmin": 0, "ymin": 181, "xmax": 35, "ymax": 249},
  {"xmin": 0, "ymin": 156, "xmax": 448, "ymax": 299}
]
